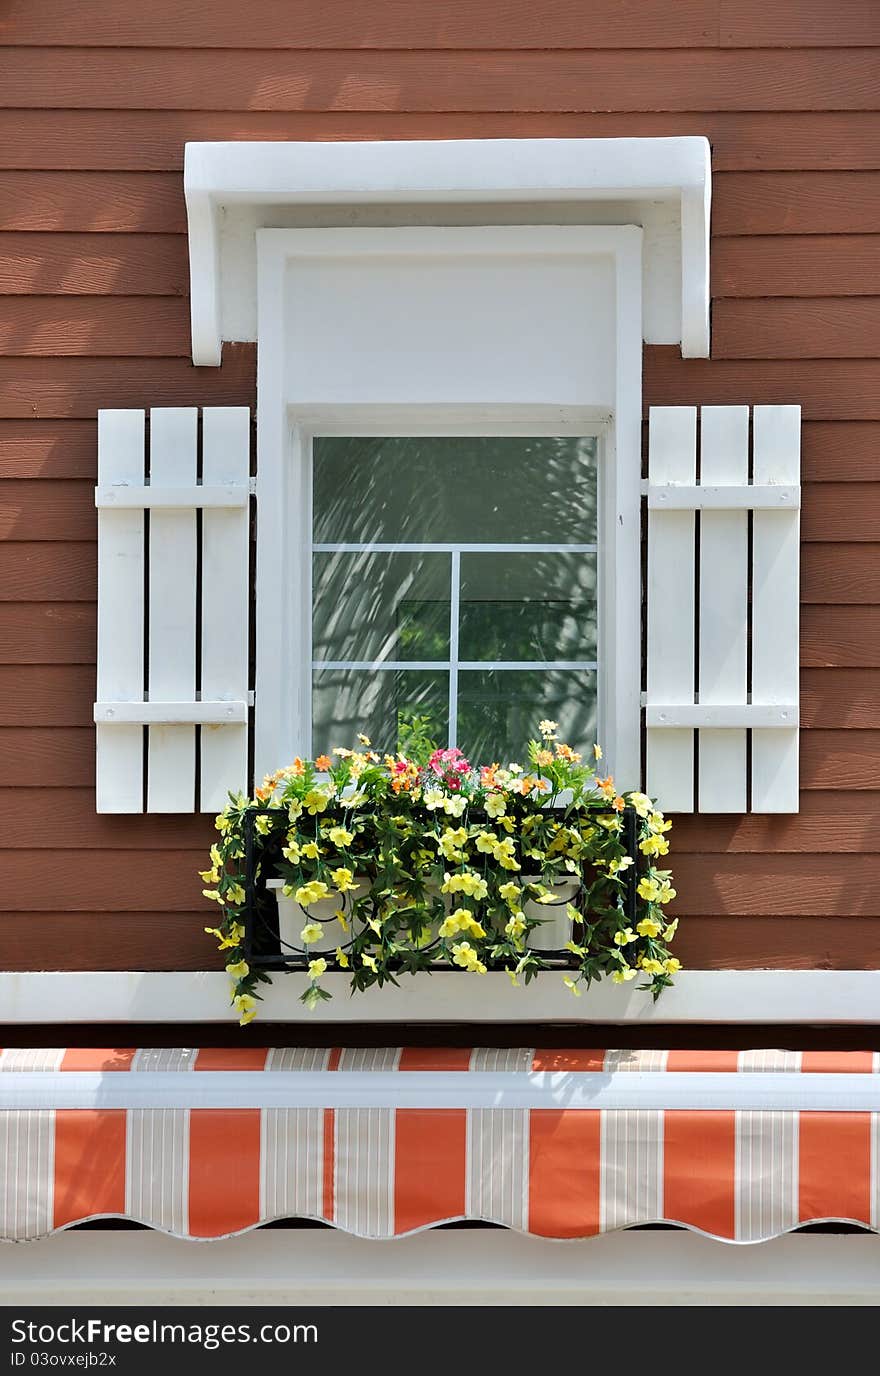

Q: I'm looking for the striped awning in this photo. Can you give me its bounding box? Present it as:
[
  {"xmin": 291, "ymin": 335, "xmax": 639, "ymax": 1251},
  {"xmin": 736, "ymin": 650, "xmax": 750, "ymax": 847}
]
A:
[{"xmin": 2, "ymin": 1047, "xmax": 879, "ymax": 1244}]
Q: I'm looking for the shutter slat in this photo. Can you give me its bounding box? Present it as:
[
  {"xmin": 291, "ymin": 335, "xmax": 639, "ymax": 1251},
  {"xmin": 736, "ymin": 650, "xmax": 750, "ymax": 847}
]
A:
[
  {"xmin": 646, "ymin": 406, "xmax": 696, "ymax": 812},
  {"xmin": 146, "ymin": 408, "xmax": 198, "ymax": 813},
  {"xmin": 697, "ymin": 406, "xmax": 749, "ymax": 813},
  {"xmin": 95, "ymin": 410, "xmax": 145, "ymax": 814},
  {"xmin": 200, "ymin": 407, "xmax": 250, "ymax": 812},
  {"xmin": 751, "ymin": 405, "xmax": 801, "ymax": 813}
]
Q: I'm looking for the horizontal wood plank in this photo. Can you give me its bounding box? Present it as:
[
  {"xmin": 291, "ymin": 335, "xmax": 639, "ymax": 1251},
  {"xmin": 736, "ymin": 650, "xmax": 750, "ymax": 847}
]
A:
[
  {"xmin": 801, "ymin": 609, "xmax": 880, "ymax": 668},
  {"xmin": 6, "ymin": 916, "xmax": 880, "ymax": 975},
  {"xmin": 0, "ymin": 788, "xmax": 213, "ymax": 845},
  {"xmin": 801, "ymin": 421, "xmax": 880, "ymax": 481},
  {"xmin": 0, "ymin": 297, "xmax": 190, "ymax": 356},
  {"xmin": 801, "ymin": 729, "xmax": 880, "ymax": 788},
  {"xmin": 0, "ymin": 607, "xmax": 95, "ymax": 665},
  {"xmin": 674, "ymin": 917, "xmax": 880, "ymax": 972},
  {"xmin": 644, "ymin": 351, "xmax": 880, "ymax": 420},
  {"xmin": 0, "ymin": 421, "xmax": 98, "ymax": 478},
  {"xmin": 1, "ymin": 111, "xmax": 879, "ymax": 174},
  {"xmin": 0, "ymin": 233, "xmax": 188, "ymax": 296},
  {"xmin": 2, "ymin": 847, "xmax": 879, "ymax": 915},
  {"xmin": 0, "ymin": 348, "xmax": 256, "ymax": 417},
  {"xmin": 0, "ymin": 912, "xmax": 214, "ymax": 971},
  {"xmin": 0, "ymin": 669, "xmax": 94, "ymax": 726},
  {"xmin": 802, "ymin": 547, "xmax": 880, "ymax": 603},
  {"xmin": 714, "ymin": 171, "xmax": 880, "ymax": 234},
  {"xmin": 800, "ymin": 671, "xmax": 880, "ymax": 726},
  {"xmin": 713, "ymin": 235, "xmax": 880, "ymax": 298},
  {"xmin": 0, "ymin": 172, "xmax": 186, "ymax": 232},
  {"xmin": 0, "ymin": 0, "xmax": 720, "ymax": 50},
  {"xmin": 0, "ymin": 480, "xmax": 95, "ymax": 540},
  {"xmin": 0, "ymin": 727, "xmax": 94, "ymax": 784},
  {"xmin": 802, "ymin": 490, "xmax": 880, "ymax": 543},
  {"xmin": 675, "ymin": 790, "xmax": 880, "ymax": 853},
  {"xmin": 0, "ymin": 542, "xmax": 95, "ymax": 600},
  {"xmin": 720, "ymin": 1, "xmax": 880, "ymax": 48},
  {"xmin": 714, "ymin": 297, "xmax": 880, "ymax": 359},
  {"xmin": 2, "ymin": 48, "xmax": 878, "ymax": 114}
]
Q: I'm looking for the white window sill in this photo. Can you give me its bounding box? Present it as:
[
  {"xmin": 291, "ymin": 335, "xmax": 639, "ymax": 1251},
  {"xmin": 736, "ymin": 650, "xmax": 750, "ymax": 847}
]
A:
[{"xmin": 2, "ymin": 970, "xmax": 879, "ymax": 1024}]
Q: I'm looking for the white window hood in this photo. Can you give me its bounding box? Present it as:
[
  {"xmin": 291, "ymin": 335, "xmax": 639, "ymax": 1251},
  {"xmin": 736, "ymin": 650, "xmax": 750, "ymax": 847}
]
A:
[{"xmin": 183, "ymin": 136, "xmax": 711, "ymax": 366}]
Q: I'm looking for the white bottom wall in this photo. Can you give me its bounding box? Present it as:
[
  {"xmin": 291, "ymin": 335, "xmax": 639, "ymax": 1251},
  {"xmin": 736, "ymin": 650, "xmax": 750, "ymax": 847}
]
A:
[{"xmin": 2, "ymin": 1230, "xmax": 879, "ymax": 1306}]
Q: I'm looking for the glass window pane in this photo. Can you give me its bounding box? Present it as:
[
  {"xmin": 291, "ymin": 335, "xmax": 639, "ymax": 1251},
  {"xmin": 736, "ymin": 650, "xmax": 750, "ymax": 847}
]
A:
[
  {"xmin": 458, "ymin": 552, "xmax": 597, "ymax": 663},
  {"xmin": 312, "ymin": 668, "xmax": 448, "ymax": 758},
  {"xmin": 456, "ymin": 669, "xmax": 597, "ymax": 763},
  {"xmin": 313, "ymin": 436, "xmax": 597, "ymax": 545},
  {"xmin": 313, "ymin": 551, "xmax": 450, "ymax": 664}
]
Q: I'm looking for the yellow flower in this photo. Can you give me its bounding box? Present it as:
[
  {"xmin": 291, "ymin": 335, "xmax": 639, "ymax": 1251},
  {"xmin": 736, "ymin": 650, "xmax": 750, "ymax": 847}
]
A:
[
  {"xmin": 303, "ymin": 789, "xmax": 331, "ymax": 815},
  {"xmin": 629, "ymin": 791, "xmax": 652, "ymax": 818},
  {"xmin": 592, "ymin": 743, "xmax": 603, "ymax": 761},
  {"xmin": 361, "ymin": 954, "xmax": 378, "ymax": 973},
  {"xmin": 300, "ymin": 922, "xmax": 324, "ymax": 945},
  {"xmin": 639, "ymin": 833, "xmax": 670, "ymax": 858},
  {"xmin": 357, "ymin": 733, "xmax": 371, "ymax": 746},
  {"xmin": 475, "ymin": 831, "xmax": 497, "ymax": 854},
  {"xmin": 233, "ymin": 993, "xmax": 257, "ymax": 1025},
  {"xmin": 443, "ymin": 794, "xmax": 467, "ymax": 817},
  {"xmin": 331, "ymin": 866, "xmax": 357, "ymax": 893},
  {"xmin": 613, "ymin": 927, "xmax": 637, "ymax": 946},
  {"xmin": 205, "ymin": 922, "xmax": 245, "ymax": 951},
  {"xmin": 438, "ymin": 827, "xmax": 468, "ymax": 861},
  {"xmin": 636, "ymin": 917, "xmax": 663, "ymax": 939},
  {"xmin": 328, "ymin": 826, "xmax": 354, "ymax": 848},
  {"xmin": 663, "ymin": 957, "xmax": 682, "ymax": 975},
  {"xmin": 423, "ymin": 788, "xmax": 445, "ymax": 810},
  {"xmin": 451, "ymin": 942, "xmax": 487, "ymax": 974},
  {"xmin": 504, "ymin": 913, "xmax": 526, "ymax": 940},
  {"xmin": 638, "ymin": 957, "xmax": 665, "ymax": 974},
  {"xmin": 282, "ymin": 842, "xmax": 301, "ymax": 863},
  {"xmin": 224, "ymin": 882, "xmax": 246, "ymax": 906},
  {"xmin": 199, "ymin": 865, "xmax": 221, "ymax": 884},
  {"xmin": 202, "ymin": 888, "xmax": 223, "ymax": 905},
  {"xmin": 563, "ymin": 976, "xmax": 582, "ymax": 998},
  {"xmin": 301, "ymin": 841, "xmax": 321, "ymax": 860},
  {"xmin": 499, "ymin": 881, "xmax": 522, "ymax": 906},
  {"xmin": 663, "ymin": 918, "xmax": 679, "ymax": 942},
  {"xmin": 485, "ymin": 792, "xmax": 506, "ymax": 819},
  {"xmin": 335, "ymin": 947, "xmax": 350, "ymax": 969},
  {"xmin": 287, "ymin": 799, "xmax": 303, "ymax": 822},
  {"xmin": 308, "ymin": 958, "xmax": 328, "ymax": 980},
  {"xmin": 507, "ymin": 969, "xmax": 520, "ymax": 987},
  {"xmin": 215, "ymin": 809, "xmax": 234, "ymax": 833},
  {"xmin": 637, "ymin": 877, "xmax": 662, "ymax": 903},
  {"xmin": 611, "ymin": 967, "xmax": 637, "ymax": 984},
  {"xmin": 225, "ymin": 959, "xmax": 249, "ymax": 979},
  {"xmin": 658, "ymin": 881, "xmax": 677, "ymax": 905},
  {"xmin": 649, "ymin": 811, "xmax": 672, "ymax": 834},
  {"xmin": 492, "ymin": 836, "xmax": 520, "ymax": 871},
  {"xmin": 255, "ymin": 815, "xmax": 272, "ymax": 836},
  {"xmin": 539, "ymin": 719, "xmax": 558, "ymax": 739},
  {"xmin": 295, "ymin": 881, "xmax": 330, "ymax": 906}
]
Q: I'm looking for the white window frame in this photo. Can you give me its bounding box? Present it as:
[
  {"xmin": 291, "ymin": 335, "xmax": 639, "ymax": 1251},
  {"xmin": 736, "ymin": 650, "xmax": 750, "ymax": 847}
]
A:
[{"xmin": 254, "ymin": 225, "xmax": 643, "ymax": 788}]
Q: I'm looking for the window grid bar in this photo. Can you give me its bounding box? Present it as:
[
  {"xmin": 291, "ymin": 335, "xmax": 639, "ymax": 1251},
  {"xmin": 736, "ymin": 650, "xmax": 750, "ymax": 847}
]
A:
[
  {"xmin": 313, "ymin": 660, "xmax": 599, "ymax": 672},
  {"xmin": 448, "ymin": 551, "xmax": 461, "ymax": 749},
  {"xmin": 313, "ymin": 543, "xmax": 598, "ymax": 554}
]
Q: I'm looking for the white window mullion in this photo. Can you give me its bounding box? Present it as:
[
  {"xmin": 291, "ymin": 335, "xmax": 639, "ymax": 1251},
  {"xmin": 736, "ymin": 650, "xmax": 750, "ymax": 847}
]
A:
[{"xmin": 448, "ymin": 550, "xmax": 461, "ymax": 750}]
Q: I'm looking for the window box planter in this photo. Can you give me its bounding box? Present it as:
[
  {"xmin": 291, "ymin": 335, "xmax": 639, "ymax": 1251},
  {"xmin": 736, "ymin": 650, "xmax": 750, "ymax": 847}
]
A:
[{"xmin": 202, "ymin": 731, "xmax": 679, "ymax": 1021}]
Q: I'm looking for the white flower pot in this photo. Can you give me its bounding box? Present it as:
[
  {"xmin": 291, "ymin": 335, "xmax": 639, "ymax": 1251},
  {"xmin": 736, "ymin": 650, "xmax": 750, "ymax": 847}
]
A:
[
  {"xmin": 522, "ymin": 875, "xmax": 581, "ymax": 952},
  {"xmin": 266, "ymin": 876, "xmax": 442, "ymax": 957}
]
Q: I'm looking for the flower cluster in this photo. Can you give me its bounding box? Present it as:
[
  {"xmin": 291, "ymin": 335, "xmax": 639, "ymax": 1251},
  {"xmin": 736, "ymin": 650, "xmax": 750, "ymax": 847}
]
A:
[{"xmin": 201, "ymin": 723, "xmax": 680, "ymax": 1023}]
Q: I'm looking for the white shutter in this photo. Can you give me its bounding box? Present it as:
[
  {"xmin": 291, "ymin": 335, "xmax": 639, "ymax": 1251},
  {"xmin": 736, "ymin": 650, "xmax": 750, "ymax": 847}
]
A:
[
  {"xmin": 94, "ymin": 406, "xmax": 251, "ymax": 813},
  {"xmin": 645, "ymin": 404, "xmax": 800, "ymax": 814}
]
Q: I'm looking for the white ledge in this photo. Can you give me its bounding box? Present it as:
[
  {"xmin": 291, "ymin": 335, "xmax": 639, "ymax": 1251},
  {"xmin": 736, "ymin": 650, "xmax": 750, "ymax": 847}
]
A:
[
  {"xmin": 184, "ymin": 136, "xmax": 711, "ymax": 366},
  {"xmin": 1, "ymin": 970, "xmax": 879, "ymax": 1025}
]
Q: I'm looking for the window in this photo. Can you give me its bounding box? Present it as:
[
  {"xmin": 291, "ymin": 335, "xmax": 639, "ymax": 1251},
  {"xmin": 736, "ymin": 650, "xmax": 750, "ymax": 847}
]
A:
[{"xmin": 310, "ymin": 434, "xmax": 600, "ymax": 761}]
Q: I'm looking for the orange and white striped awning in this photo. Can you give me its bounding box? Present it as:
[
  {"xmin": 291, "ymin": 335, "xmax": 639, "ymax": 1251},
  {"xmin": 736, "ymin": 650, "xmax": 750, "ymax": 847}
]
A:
[{"xmin": 2, "ymin": 1047, "xmax": 879, "ymax": 1244}]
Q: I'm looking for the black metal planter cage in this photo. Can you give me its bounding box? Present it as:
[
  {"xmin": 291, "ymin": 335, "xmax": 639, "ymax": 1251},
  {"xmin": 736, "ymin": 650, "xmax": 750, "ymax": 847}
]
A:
[{"xmin": 242, "ymin": 804, "xmax": 639, "ymax": 974}]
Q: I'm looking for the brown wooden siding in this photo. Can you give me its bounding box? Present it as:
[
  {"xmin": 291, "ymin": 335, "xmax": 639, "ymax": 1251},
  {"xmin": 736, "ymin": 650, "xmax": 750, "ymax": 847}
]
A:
[{"xmin": 0, "ymin": 1, "xmax": 878, "ymax": 981}]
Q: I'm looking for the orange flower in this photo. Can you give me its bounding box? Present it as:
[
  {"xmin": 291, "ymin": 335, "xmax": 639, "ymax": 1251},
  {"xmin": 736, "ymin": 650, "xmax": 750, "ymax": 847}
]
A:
[
  {"xmin": 255, "ymin": 786, "xmax": 271, "ymax": 802},
  {"xmin": 291, "ymin": 757, "xmax": 305, "ymax": 776},
  {"xmin": 597, "ymin": 774, "xmax": 616, "ymax": 800},
  {"xmin": 612, "ymin": 795, "xmax": 626, "ymax": 812},
  {"xmin": 315, "ymin": 754, "xmax": 332, "ymax": 771}
]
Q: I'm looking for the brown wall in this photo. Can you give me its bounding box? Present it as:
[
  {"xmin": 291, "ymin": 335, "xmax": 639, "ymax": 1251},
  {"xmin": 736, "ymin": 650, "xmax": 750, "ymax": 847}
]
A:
[{"xmin": 1, "ymin": 1, "xmax": 879, "ymax": 976}]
